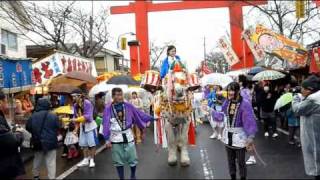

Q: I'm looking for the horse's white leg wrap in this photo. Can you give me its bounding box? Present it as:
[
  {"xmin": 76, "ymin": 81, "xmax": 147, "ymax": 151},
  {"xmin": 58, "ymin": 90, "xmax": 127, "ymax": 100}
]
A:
[
  {"xmin": 166, "ymin": 121, "xmax": 178, "ymax": 166},
  {"xmin": 180, "ymin": 120, "xmax": 190, "ymax": 166}
]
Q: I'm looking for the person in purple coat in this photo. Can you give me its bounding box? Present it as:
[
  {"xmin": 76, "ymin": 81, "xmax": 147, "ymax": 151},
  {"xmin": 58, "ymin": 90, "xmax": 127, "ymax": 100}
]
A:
[
  {"xmin": 212, "ymin": 82, "xmax": 257, "ymax": 180},
  {"xmin": 72, "ymin": 89, "xmax": 98, "ymax": 168},
  {"xmin": 102, "ymin": 88, "xmax": 154, "ymax": 180}
]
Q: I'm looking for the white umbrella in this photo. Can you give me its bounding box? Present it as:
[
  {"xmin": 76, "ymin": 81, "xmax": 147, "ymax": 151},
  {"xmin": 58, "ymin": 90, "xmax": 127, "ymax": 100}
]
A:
[
  {"xmin": 226, "ymin": 68, "xmax": 250, "ymax": 78},
  {"xmin": 89, "ymin": 82, "xmax": 128, "ymax": 97},
  {"xmin": 124, "ymin": 87, "xmax": 146, "ymax": 94},
  {"xmin": 252, "ymin": 70, "xmax": 285, "ymax": 81},
  {"xmin": 201, "ymin": 73, "xmax": 233, "ymax": 88},
  {"xmin": 89, "ymin": 81, "xmax": 109, "ymax": 97}
]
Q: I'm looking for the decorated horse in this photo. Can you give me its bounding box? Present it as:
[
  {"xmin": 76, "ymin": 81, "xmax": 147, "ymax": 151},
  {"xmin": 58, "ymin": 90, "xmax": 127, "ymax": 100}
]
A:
[{"xmin": 141, "ymin": 70, "xmax": 200, "ymax": 166}]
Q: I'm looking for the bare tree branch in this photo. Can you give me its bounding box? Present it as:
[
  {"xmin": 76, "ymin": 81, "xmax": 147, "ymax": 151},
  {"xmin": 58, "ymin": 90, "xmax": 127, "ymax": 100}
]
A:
[
  {"xmin": 149, "ymin": 40, "xmax": 175, "ymax": 70},
  {"xmin": 68, "ymin": 7, "xmax": 110, "ymax": 58},
  {"xmin": 205, "ymin": 50, "xmax": 228, "ymax": 73}
]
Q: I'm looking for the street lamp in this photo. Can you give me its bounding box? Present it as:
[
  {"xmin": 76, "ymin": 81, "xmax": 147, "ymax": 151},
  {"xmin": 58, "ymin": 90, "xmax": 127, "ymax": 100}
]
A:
[
  {"xmin": 117, "ymin": 32, "xmax": 136, "ymax": 72},
  {"xmin": 117, "ymin": 32, "xmax": 136, "ymax": 49}
]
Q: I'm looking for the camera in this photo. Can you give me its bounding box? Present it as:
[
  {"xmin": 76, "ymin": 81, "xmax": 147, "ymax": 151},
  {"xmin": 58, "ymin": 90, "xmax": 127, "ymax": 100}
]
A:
[
  {"xmin": 292, "ymin": 86, "xmax": 301, "ymax": 94},
  {"xmin": 11, "ymin": 124, "xmax": 21, "ymax": 132}
]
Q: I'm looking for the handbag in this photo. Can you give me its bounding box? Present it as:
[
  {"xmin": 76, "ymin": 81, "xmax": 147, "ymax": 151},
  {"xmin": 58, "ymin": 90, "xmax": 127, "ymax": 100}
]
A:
[{"xmin": 30, "ymin": 112, "xmax": 49, "ymax": 151}]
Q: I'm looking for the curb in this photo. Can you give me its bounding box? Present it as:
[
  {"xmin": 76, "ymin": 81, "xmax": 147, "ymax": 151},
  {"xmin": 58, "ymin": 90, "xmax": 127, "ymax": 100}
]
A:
[{"xmin": 56, "ymin": 144, "xmax": 106, "ymax": 180}]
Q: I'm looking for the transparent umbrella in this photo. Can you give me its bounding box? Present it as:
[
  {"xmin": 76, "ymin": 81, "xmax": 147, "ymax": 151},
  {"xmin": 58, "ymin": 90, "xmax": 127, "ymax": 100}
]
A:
[{"xmin": 201, "ymin": 73, "xmax": 234, "ymax": 88}]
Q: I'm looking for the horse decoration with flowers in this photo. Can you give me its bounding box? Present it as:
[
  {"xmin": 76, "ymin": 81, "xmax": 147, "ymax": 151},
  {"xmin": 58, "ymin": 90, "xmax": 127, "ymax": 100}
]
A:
[{"xmin": 142, "ymin": 62, "xmax": 200, "ymax": 166}]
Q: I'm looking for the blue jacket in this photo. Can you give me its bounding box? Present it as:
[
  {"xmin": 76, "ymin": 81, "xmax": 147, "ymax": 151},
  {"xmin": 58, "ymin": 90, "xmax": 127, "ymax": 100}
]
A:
[
  {"xmin": 207, "ymin": 91, "xmax": 216, "ymax": 108},
  {"xmin": 286, "ymin": 107, "xmax": 299, "ymax": 127},
  {"xmin": 160, "ymin": 55, "xmax": 181, "ymax": 79},
  {"xmin": 27, "ymin": 98, "xmax": 59, "ymax": 151}
]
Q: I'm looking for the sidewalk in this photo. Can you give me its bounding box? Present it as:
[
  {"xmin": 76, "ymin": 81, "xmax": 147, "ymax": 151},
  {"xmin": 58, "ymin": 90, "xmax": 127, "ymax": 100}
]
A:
[{"xmin": 21, "ymin": 140, "xmax": 105, "ymax": 179}]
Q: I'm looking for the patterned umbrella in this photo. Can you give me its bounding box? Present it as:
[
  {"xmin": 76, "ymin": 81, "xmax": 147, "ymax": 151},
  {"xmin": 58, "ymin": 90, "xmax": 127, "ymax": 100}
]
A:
[{"xmin": 252, "ymin": 70, "xmax": 285, "ymax": 81}]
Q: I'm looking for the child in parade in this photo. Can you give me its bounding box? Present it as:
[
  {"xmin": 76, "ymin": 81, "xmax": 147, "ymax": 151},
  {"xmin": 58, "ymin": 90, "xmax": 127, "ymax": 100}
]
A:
[
  {"xmin": 209, "ymin": 86, "xmax": 225, "ymax": 140},
  {"xmin": 212, "ymin": 82, "xmax": 257, "ymax": 180},
  {"xmin": 200, "ymin": 100, "xmax": 210, "ymax": 122},
  {"xmin": 206, "ymin": 85, "xmax": 217, "ymax": 108},
  {"xmin": 102, "ymin": 88, "xmax": 155, "ymax": 180},
  {"xmin": 72, "ymin": 89, "xmax": 98, "ymax": 168},
  {"xmin": 130, "ymin": 91, "xmax": 144, "ymax": 144},
  {"xmin": 64, "ymin": 120, "xmax": 80, "ymax": 159},
  {"xmin": 160, "ymin": 45, "xmax": 187, "ymax": 79},
  {"xmin": 286, "ymin": 103, "xmax": 300, "ymax": 146}
]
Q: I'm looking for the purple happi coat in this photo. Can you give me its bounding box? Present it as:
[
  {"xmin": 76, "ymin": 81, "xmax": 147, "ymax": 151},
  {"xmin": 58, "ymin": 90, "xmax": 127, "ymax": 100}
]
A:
[
  {"xmin": 102, "ymin": 102, "xmax": 153, "ymax": 141},
  {"xmin": 212, "ymin": 98, "xmax": 257, "ymax": 137},
  {"xmin": 73, "ymin": 99, "xmax": 94, "ymax": 122}
]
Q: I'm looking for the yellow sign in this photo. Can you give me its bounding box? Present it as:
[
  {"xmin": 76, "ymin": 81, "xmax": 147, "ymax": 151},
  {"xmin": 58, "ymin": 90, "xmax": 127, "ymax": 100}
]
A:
[
  {"xmin": 121, "ymin": 37, "xmax": 127, "ymax": 50},
  {"xmin": 296, "ymin": 0, "xmax": 305, "ymax": 18}
]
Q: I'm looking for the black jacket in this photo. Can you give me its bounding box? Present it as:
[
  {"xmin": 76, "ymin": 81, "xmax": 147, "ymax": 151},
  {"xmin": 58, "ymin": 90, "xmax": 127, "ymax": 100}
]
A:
[
  {"xmin": 0, "ymin": 111, "xmax": 25, "ymax": 178},
  {"xmin": 254, "ymin": 86, "xmax": 264, "ymax": 106},
  {"xmin": 26, "ymin": 98, "xmax": 59, "ymax": 151},
  {"xmin": 260, "ymin": 91, "xmax": 277, "ymax": 113}
]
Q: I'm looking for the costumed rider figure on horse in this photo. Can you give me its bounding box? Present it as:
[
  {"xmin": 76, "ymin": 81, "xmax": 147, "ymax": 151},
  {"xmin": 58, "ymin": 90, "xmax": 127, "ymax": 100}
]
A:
[{"xmin": 156, "ymin": 45, "xmax": 195, "ymax": 166}]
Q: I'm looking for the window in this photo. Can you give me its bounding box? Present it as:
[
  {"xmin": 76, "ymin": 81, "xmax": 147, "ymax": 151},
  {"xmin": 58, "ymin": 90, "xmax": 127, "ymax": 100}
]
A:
[
  {"xmin": 114, "ymin": 58, "xmax": 120, "ymax": 70},
  {"xmin": 1, "ymin": 29, "xmax": 17, "ymax": 50},
  {"xmin": 94, "ymin": 57, "xmax": 105, "ymax": 68}
]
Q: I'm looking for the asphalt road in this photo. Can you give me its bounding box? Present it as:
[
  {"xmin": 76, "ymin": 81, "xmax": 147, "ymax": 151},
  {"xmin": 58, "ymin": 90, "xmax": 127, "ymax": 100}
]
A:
[{"xmin": 65, "ymin": 122, "xmax": 310, "ymax": 179}]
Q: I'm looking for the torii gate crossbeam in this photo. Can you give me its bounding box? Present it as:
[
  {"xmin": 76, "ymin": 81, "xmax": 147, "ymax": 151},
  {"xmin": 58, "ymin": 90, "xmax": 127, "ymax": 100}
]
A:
[{"xmin": 111, "ymin": 0, "xmax": 267, "ymax": 73}]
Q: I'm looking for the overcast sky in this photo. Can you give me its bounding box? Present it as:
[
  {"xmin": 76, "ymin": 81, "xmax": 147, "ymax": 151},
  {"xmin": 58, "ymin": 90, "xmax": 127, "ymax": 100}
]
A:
[
  {"xmin": 93, "ymin": 0, "xmax": 239, "ymax": 72},
  {"xmin": 29, "ymin": 1, "xmax": 243, "ymax": 72},
  {"xmin": 28, "ymin": 1, "xmax": 318, "ymax": 72}
]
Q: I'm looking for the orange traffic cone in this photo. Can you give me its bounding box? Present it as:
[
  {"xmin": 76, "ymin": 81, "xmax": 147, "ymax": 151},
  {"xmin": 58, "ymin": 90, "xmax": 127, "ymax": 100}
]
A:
[{"xmin": 188, "ymin": 120, "xmax": 196, "ymax": 146}]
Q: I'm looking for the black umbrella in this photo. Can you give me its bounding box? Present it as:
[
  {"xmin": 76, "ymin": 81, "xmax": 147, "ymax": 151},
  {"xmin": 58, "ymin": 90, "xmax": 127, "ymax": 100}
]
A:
[
  {"xmin": 248, "ymin": 66, "xmax": 265, "ymax": 75},
  {"xmin": 106, "ymin": 75, "xmax": 140, "ymax": 86}
]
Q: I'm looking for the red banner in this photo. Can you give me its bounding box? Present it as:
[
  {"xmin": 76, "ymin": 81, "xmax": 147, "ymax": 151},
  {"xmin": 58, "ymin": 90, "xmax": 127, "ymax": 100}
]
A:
[
  {"xmin": 201, "ymin": 62, "xmax": 212, "ymax": 75},
  {"xmin": 310, "ymin": 47, "xmax": 320, "ymax": 73}
]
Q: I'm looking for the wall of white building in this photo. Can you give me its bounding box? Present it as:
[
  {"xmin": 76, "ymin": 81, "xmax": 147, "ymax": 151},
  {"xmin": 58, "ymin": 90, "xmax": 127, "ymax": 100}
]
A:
[
  {"xmin": 0, "ymin": 4, "xmax": 27, "ymax": 58},
  {"xmin": 106, "ymin": 53, "xmax": 116, "ymax": 72}
]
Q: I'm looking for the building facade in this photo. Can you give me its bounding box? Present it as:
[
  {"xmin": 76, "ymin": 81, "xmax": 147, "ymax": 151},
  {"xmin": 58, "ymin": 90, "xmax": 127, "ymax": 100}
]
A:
[
  {"xmin": 0, "ymin": 2, "xmax": 28, "ymax": 58},
  {"xmin": 94, "ymin": 48, "xmax": 129, "ymax": 75}
]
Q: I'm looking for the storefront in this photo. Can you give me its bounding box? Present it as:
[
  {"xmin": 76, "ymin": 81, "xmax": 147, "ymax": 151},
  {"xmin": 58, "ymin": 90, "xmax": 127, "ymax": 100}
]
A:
[{"xmin": 0, "ymin": 55, "xmax": 34, "ymax": 125}]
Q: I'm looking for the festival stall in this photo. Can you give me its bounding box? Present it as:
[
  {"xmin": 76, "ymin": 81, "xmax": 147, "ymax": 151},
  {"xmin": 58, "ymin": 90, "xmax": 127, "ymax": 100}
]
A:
[
  {"xmin": 0, "ymin": 55, "xmax": 34, "ymax": 126},
  {"xmin": 31, "ymin": 50, "xmax": 98, "ymax": 94},
  {"xmin": 0, "ymin": 56, "xmax": 34, "ymax": 94}
]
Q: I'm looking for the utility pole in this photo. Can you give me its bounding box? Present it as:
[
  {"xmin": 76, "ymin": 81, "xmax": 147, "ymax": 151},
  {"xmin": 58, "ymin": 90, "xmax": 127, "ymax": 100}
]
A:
[
  {"xmin": 203, "ymin": 36, "xmax": 207, "ymax": 63},
  {"xmin": 89, "ymin": 0, "xmax": 94, "ymax": 56}
]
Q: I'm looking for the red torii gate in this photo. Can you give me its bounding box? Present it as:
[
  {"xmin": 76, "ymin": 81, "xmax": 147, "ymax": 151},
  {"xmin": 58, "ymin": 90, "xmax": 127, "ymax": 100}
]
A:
[{"xmin": 111, "ymin": 0, "xmax": 267, "ymax": 75}]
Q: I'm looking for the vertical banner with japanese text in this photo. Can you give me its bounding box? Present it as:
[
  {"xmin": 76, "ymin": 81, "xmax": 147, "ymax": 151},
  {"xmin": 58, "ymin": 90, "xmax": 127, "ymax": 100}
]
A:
[{"xmin": 217, "ymin": 36, "xmax": 240, "ymax": 66}]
